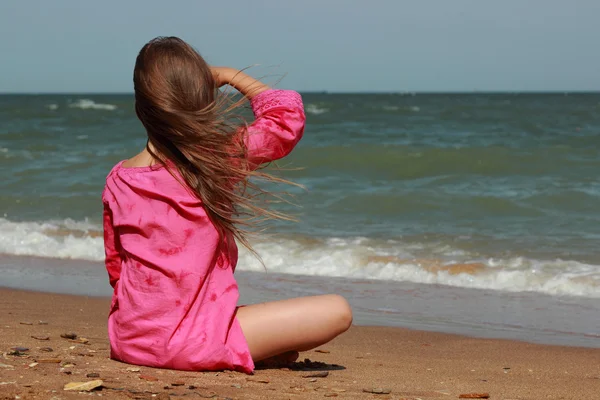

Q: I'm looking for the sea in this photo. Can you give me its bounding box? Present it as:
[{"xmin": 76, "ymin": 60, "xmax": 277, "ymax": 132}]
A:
[{"xmin": 1, "ymin": 93, "xmax": 599, "ymax": 347}]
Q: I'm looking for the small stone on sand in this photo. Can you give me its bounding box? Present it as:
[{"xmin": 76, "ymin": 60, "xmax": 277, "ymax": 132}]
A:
[
  {"xmin": 31, "ymin": 335, "xmax": 50, "ymax": 341},
  {"xmin": 315, "ymin": 349, "xmax": 331, "ymax": 353},
  {"xmin": 86, "ymin": 373, "xmax": 100, "ymax": 378},
  {"xmin": 139, "ymin": 374, "xmax": 158, "ymax": 382},
  {"xmin": 63, "ymin": 380, "xmax": 103, "ymax": 391},
  {"xmin": 69, "ymin": 337, "xmax": 89, "ymax": 344},
  {"xmin": 40, "ymin": 347, "xmax": 53, "ymax": 352},
  {"xmin": 303, "ymin": 371, "xmax": 329, "ymax": 378},
  {"xmin": 126, "ymin": 367, "xmax": 141, "ymax": 372},
  {"xmin": 60, "ymin": 332, "xmax": 77, "ymax": 340},
  {"xmin": 19, "ymin": 322, "xmax": 33, "ymax": 325},
  {"xmin": 363, "ymin": 388, "xmax": 392, "ymax": 394},
  {"xmin": 459, "ymin": 394, "xmax": 490, "ymax": 399},
  {"xmin": 246, "ymin": 377, "xmax": 270, "ymax": 383},
  {"xmin": 171, "ymin": 380, "xmax": 185, "ymax": 386}
]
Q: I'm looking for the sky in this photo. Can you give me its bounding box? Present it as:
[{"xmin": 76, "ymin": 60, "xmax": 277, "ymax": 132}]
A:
[{"xmin": 1, "ymin": 0, "xmax": 599, "ymax": 93}]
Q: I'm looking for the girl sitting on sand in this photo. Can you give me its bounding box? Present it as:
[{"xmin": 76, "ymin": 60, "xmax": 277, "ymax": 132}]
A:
[{"xmin": 101, "ymin": 36, "xmax": 352, "ymax": 373}]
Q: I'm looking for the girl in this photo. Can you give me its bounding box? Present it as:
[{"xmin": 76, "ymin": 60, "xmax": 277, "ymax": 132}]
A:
[{"xmin": 102, "ymin": 36, "xmax": 352, "ymax": 373}]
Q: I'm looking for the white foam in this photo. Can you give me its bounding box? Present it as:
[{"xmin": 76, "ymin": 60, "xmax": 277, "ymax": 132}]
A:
[
  {"xmin": 236, "ymin": 238, "xmax": 600, "ymax": 298},
  {"xmin": 46, "ymin": 104, "xmax": 59, "ymax": 110},
  {"xmin": 305, "ymin": 104, "xmax": 329, "ymax": 115},
  {"xmin": 382, "ymin": 105, "xmax": 420, "ymax": 112},
  {"xmin": 0, "ymin": 218, "xmax": 104, "ymax": 261},
  {"xmin": 0, "ymin": 218, "xmax": 598, "ymax": 298},
  {"xmin": 68, "ymin": 99, "xmax": 117, "ymax": 111}
]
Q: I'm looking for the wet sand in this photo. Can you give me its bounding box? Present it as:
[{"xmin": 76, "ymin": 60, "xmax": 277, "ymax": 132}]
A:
[{"xmin": 0, "ymin": 288, "xmax": 599, "ymax": 400}]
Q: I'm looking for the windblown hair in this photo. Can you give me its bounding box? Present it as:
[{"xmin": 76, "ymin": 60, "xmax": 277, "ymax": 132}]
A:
[{"xmin": 133, "ymin": 36, "xmax": 292, "ymax": 256}]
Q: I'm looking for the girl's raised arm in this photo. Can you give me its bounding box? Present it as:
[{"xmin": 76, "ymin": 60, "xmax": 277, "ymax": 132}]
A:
[
  {"xmin": 211, "ymin": 66, "xmax": 270, "ymax": 99},
  {"xmin": 212, "ymin": 67, "xmax": 305, "ymax": 167}
]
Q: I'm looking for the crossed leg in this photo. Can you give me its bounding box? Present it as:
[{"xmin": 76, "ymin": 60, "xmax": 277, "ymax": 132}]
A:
[{"xmin": 235, "ymin": 294, "xmax": 353, "ymax": 363}]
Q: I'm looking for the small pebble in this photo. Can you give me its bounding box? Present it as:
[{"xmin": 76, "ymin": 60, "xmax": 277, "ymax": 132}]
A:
[
  {"xmin": 63, "ymin": 380, "xmax": 103, "ymax": 391},
  {"xmin": 38, "ymin": 359, "xmax": 62, "ymax": 363},
  {"xmin": 126, "ymin": 367, "xmax": 141, "ymax": 372},
  {"xmin": 231, "ymin": 384, "xmax": 242, "ymax": 389},
  {"xmin": 458, "ymin": 394, "xmax": 490, "ymax": 399},
  {"xmin": 246, "ymin": 377, "xmax": 270, "ymax": 383},
  {"xmin": 60, "ymin": 332, "xmax": 78, "ymax": 340},
  {"xmin": 19, "ymin": 322, "xmax": 33, "ymax": 325},
  {"xmin": 12, "ymin": 346, "xmax": 29, "ymax": 352},
  {"xmin": 139, "ymin": 374, "xmax": 159, "ymax": 382},
  {"xmin": 324, "ymin": 394, "xmax": 338, "ymax": 398},
  {"xmin": 171, "ymin": 381, "xmax": 185, "ymax": 386},
  {"xmin": 303, "ymin": 371, "xmax": 329, "ymax": 378},
  {"xmin": 314, "ymin": 349, "xmax": 331, "ymax": 354},
  {"xmin": 28, "ymin": 363, "xmax": 38, "ymax": 368},
  {"xmin": 309, "ymin": 378, "xmax": 317, "ymax": 382},
  {"xmin": 86, "ymin": 373, "xmax": 100, "ymax": 378},
  {"xmin": 38, "ymin": 321, "xmax": 48, "ymax": 325},
  {"xmin": 40, "ymin": 347, "xmax": 53, "ymax": 352},
  {"xmin": 69, "ymin": 338, "xmax": 89, "ymax": 344},
  {"xmin": 31, "ymin": 335, "xmax": 50, "ymax": 341},
  {"xmin": 363, "ymin": 388, "xmax": 392, "ymax": 394}
]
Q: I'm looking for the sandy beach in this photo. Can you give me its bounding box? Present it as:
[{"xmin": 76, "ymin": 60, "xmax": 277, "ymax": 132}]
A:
[{"xmin": 1, "ymin": 288, "xmax": 598, "ymax": 400}]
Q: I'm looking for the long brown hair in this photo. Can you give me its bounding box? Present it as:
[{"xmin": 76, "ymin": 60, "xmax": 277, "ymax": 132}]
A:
[{"xmin": 133, "ymin": 36, "xmax": 294, "ymax": 256}]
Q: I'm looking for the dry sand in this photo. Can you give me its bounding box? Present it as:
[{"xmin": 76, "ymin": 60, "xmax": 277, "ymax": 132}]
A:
[{"xmin": 0, "ymin": 288, "xmax": 598, "ymax": 400}]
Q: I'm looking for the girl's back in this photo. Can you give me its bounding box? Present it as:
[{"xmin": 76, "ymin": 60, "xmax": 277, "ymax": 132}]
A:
[
  {"xmin": 103, "ymin": 88, "xmax": 305, "ymax": 372},
  {"xmin": 102, "ymin": 36, "xmax": 351, "ymax": 374}
]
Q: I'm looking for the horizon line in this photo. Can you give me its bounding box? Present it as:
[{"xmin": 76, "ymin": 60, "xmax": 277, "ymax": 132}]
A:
[{"xmin": 1, "ymin": 90, "xmax": 599, "ymax": 96}]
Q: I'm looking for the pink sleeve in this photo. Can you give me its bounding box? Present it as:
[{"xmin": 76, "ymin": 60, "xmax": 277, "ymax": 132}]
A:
[
  {"xmin": 245, "ymin": 89, "xmax": 305, "ymax": 168},
  {"xmin": 103, "ymin": 199, "xmax": 121, "ymax": 288}
]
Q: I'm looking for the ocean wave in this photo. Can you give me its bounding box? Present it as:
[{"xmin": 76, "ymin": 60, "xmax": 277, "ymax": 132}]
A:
[
  {"xmin": 382, "ymin": 105, "xmax": 420, "ymax": 112},
  {"xmin": 291, "ymin": 144, "xmax": 600, "ymax": 180},
  {"xmin": 0, "ymin": 218, "xmax": 598, "ymax": 298},
  {"xmin": 46, "ymin": 104, "xmax": 59, "ymax": 110},
  {"xmin": 68, "ymin": 99, "xmax": 117, "ymax": 111},
  {"xmin": 0, "ymin": 218, "xmax": 104, "ymax": 261},
  {"xmin": 305, "ymin": 104, "xmax": 329, "ymax": 115}
]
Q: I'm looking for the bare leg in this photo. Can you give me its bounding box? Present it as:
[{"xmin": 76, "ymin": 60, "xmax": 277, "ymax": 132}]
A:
[{"xmin": 235, "ymin": 294, "xmax": 353, "ymax": 362}]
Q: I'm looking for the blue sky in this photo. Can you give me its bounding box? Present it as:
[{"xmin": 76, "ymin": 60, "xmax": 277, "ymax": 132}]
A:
[{"xmin": 1, "ymin": 0, "xmax": 599, "ymax": 93}]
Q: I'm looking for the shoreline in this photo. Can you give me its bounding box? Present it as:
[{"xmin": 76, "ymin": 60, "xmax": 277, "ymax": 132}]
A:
[
  {"xmin": 1, "ymin": 288, "xmax": 599, "ymax": 399},
  {"xmin": 1, "ymin": 254, "xmax": 599, "ymax": 349}
]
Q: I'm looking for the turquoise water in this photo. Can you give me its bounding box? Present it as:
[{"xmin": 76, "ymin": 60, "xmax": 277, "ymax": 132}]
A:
[{"xmin": 1, "ymin": 93, "xmax": 600, "ymax": 297}]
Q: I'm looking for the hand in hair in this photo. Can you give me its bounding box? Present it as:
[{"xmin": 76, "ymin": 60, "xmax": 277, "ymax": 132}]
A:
[{"xmin": 210, "ymin": 66, "xmax": 270, "ymax": 99}]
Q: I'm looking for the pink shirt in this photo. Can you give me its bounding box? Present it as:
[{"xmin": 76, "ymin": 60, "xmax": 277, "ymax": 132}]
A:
[{"xmin": 102, "ymin": 90, "xmax": 305, "ymax": 373}]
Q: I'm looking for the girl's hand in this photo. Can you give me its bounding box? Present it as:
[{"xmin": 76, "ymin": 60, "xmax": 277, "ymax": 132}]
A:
[{"xmin": 210, "ymin": 66, "xmax": 270, "ymax": 99}]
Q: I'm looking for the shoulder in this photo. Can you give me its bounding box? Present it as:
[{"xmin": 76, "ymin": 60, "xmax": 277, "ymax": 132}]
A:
[{"xmin": 102, "ymin": 161, "xmax": 125, "ymax": 203}]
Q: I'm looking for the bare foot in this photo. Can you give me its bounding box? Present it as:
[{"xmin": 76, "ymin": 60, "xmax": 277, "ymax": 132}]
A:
[{"xmin": 254, "ymin": 351, "xmax": 300, "ymax": 369}]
